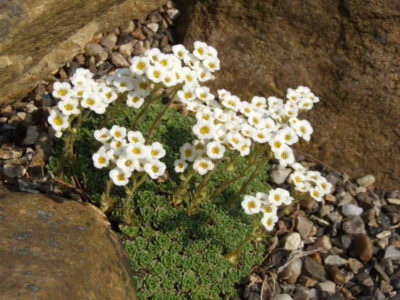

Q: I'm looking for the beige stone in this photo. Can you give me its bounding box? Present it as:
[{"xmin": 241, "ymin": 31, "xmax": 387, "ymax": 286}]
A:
[
  {"xmin": 0, "ymin": 0, "xmax": 165, "ymax": 105},
  {"xmin": 0, "ymin": 186, "xmax": 136, "ymax": 299}
]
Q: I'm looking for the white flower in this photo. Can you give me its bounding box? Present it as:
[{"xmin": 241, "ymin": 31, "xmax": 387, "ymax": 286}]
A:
[
  {"xmin": 100, "ymin": 87, "xmax": 118, "ymax": 104},
  {"xmin": 146, "ymin": 64, "xmax": 165, "ymax": 83},
  {"xmin": 148, "ymin": 142, "xmax": 166, "ymax": 160},
  {"xmin": 57, "ymin": 98, "xmax": 80, "ymax": 116},
  {"xmin": 226, "ymin": 132, "xmax": 245, "ymax": 150},
  {"xmin": 239, "ymin": 102, "xmax": 255, "ymax": 117},
  {"xmin": 269, "ymin": 136, "xmax": 285, "ymax": 152},
  {"xmin": 193, "ymin": 158, "xmax": 215, "ymax": 175},
  {"xmin": 110, "ymin": 139, "xmax": 126, "ymax": 151},
  {"xmin": 161, "ymin": 72, "xmax": 178, "ymax": 87},
  {"xmin": 222, "ymin": 95, "xmax": 241, "ymax": 112},
  {"xmin": 145, "ymin": 48, "xmax": 161, "ymax": 63},
  {"xmin": 48, "ymin": 109, "xmax": 69, "ymax": 131},
  {"xmin": 293, "ymin": 120, "xmax": 313, "ymax": 141},
  {"xmin": 135, "ymin": 77, "xmax": 152, "ymax": 96},
  {"xmin": 289, "ymin": 171, "xmax": 306, "ymax": 186},
  {"xmin": 248, "ymin": 111, "xmax": 266, "ymax": 129},
  {"xmin": 94, "ymin": 128, "xmax": 111, "ymax": 142},
  {"xmin": 196, "ymin": 66, "xmax": 214, "ymax": 82},
  {"xmin": 130, "ymin": 56, "xmax": 150, "ymax": 75},
  {"xmin": 278, "ymin": 127, "xmax": 299, "ymax": 145},
  {"xmin": 52, "ymin": 82, "xmax": 72, "ymax": 99},
  {"xmin": 110, "ymin": 125, "xmax": 127, "ymax": 141},
  {"xmin": 310, "ymin": 187, "xmax": 324, "ymax": 202},
  {"xmin": 306, "ymin": 170, "xmax": 322, "ymax": 182},
  {"xmin": 203, "ymin": 57, "xmax": 220, "ymax": 72},
  {"xmin": 116, "ymin": 156, "xmax": 136, "ymax": 173},
  {"xmin": 127, "ymin": 131, "xmax": 145, "ymax": 144},
  {"xmin": 177, "ymin": 84, "xmax": 196, "ymax": 102},
  {"xmin": 296, "ymin": 86, "xmax": 311, "ymax": 97},
  {"xmin": 196, "ymin": 86, "xmax": 214, "ymax": 104},
  {"xmin": 126, "ymin": 92, "xmax": 145, "ymax": 108},
  {"xmin": 193, "ymin": 120, "xmax": 215, "ymax": 140},
  {"xmin": 241, "ymin": 195, "xmax": 262, "ymax": 214},
  {"xmin": 251, "ymin": 96, "xmax": 267, "ymax": 109},
  {"xmin": 298, "ymin": 98, "xmax": 313, "ymax": 110},
  {"xmin": 286, "ymin": 88, "xmax": 300, "ymax": 103},
  {"xmin": 125, "ymin": 142, "xmax": 147, "ymax": 160},
  {"xmin": 206, "ymin": 141, "xmax": 225, "ymax": 159},
  {"xmin": 158, "ymin": 54, "xmax": 175, "ymax": 69},
  {"xmin": 261, "ymin": 214, "xmax": 278, "ymax": 231},
  {"xmin": 268, "ymin": 188, "xmax": 291, "ymax": 206},
  {"xmin": 252, "ymin": 129, "xmax": 271, "ymax": 144},
  {"xmin": 92, "ymin": 151, "xmax": 110, "ymax": 169},
  {"xmin": 172, "ymin": 44, "xmax": 189, "ymax": 60},
  {"xmin": 81, "ymin": 92, "xmax": 100, "ymax": 109},
  {"xmin": 193, "ymin": 41, "xmax": 208, "ymax": 60},
  {"xmin": 316, "ymin": 178, "xmax": 333, "ymax": 194},
  {"xmin": 180, "ymin": 143, "xmax": 196, "ymax": 162},
  {"xmin": 261, "ymin": 203, "xmax": 278, "ymax": 216},
  {"xmin": 181, "ymin": 67, "xmax": 197, "ymax": 84},
  {"xmin": 206, "ymin": 45, "xmax": 218, "ymax": 58},
  {"xmin": 174, "ymin": 159, "xmax": 187, "ymax": 173},
  {"xmin": 144, "ymin": 160, "xmax": 166, "ymax": 179},
  {"xmin": 276, "ymin": 145, "xmax": 295, "ymax": 167},
  {"xmin": 109, "ymin": 168, "xmax": 130, "ymax": 186},
  {"xmin": 113, "ymin": 76, "xmax": 135, "ymax": 92}
]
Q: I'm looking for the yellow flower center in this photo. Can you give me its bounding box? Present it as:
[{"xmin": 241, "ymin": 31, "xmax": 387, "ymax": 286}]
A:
[
  {"xmin": 58, "ymin": 89, "xmax": 68, "ymax": 96},
  {"xmin": 281, "ymin": 152, "xmax": 288, "ymax": 159},
  {"xmin": 98, "ymin": 157, "xmax": 106, "ymax": 164},
  {"xmin": 132, "ymin": 147, "xmax": 141, "ymax": 155},
  {"xmin": 64, "ymin": 104, "xmax": 73, "ymax": 111},
  {"xmin": 117, "ymin": 174, "xmax": 125, "ymax": 181},
  {"xmin": 53, "ymin": 116, "xmax": 63, "ymax": 126},
  {"xmin": 125, "ymin": 160, "xmax": 132, "ymax": 166},
  {"xmin": 105, "ymin": 92, "xmax": 112, "ymax": 99},
  {"xmin": 199, "ymin": 126, "xmax": 209, "ymax": 135},
  {"xmin": 273, "ymin": 194, "xmax": 280, "ymax": 201},
  {"xmin": 151, "ymin": 165, "xmax": 159, "ymax": 173},
  {"xmin": 199, "ymin": 162, "xmax": 208, "ymax": 169},
  {"xmin": 212, "ymin": 147, "xmax": 219, "ymax": 154},
  {"xmin": 153, "ymin": 71, "xmax": 160, "ymax": 78},
  {"xmin": 151, "ymin": 150, "xmax": 159, "ymax": 156},
  {"xmin": 86, "ymin": 98, "xmax": 95, "ymax": 105},
  {"xmin": 137, "ymin": 62, "xmax": 146, "ymax": 70},
  {"xmin": 184, "ymin": 149, "xmax": 192, "ymax": 157},
  {"xmin": 247, "ymin": 201, "xmax": 256, "ymax": 209}
]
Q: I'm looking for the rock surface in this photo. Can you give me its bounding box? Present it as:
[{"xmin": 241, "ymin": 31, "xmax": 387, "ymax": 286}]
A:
[
  {"xmin": 0, "ymin": 0, "xmax": 165, "ymax": 105},
  {"xmin": 0, "ymin": 186, "xmax": 136, "ymax": 299},
  {"xmin": 174, "ymin": 0, "xmax": 400, "ymax": 189}
]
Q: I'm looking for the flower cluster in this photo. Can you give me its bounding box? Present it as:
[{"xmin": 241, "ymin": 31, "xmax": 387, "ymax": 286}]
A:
[
  {"xmin": 48, "ymin": 69, "xmax": 118, "ymax": 137},
  {"xmin": 241, "ymin": 189, "xmax": 294, "ymax": 231},
  {"xmin": 289, "ymin": 163, "xmax": 333, "ymax": 201},
  {"xmin": 92, "ymin": 125, "xmax": 166, "ymax": 186}
]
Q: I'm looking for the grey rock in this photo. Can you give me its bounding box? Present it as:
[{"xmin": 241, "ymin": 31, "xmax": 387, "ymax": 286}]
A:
[
  {"xmin": 317, "ymin": 281, "xmax": 336, "ymax": 294},
  {"xmin": 356, "ymin": 272, "xmax": 374, "ymax": 287},
  {"xmin": 111, "ymin": 52, "xmax": 130, "ymax": 67},
  {"xmin": 283, "ymin": 232, "xmax": 303, "ymax": 251},
  {"xmin": 275, "ymin": 294, "xmax": 293, "ymax": 300},
  {"xmin": 356, "ymin": 175, "xmax": 376, "ymax": 187},
  {"xmin": 342, "ymin": 216, "xmax": 366, "ymax": 235},
  {"xmin": 387, "ymin": 198, "xmax": 400, "ymax": 205},
  {"xmin": 304, "ymin": 257, "xmax": 327, "ymax": 281},
  {"xmin": 167, "ymin": 8, "xmax": 180, "ymax": 20},
  {"xmin": 16, "ymin": 112, "xmax": 32, "ymax": 123},
  {"xmin": 270, "ymin": 167, "xmax": 292, "ymax": 185},
  {"xmin": 280, "ymin": 258, "xmax": 302, "ymax": 284},
  {"xmin": 297, "ymin": 216, "xmax": 314, "ymax": 239},
  {"xmin": 85, "ymin": 43, "xmax": 108, "ymax": 62},
  {"xmin": 22, "ymin": 126, "xmax": 40, "ymax": 146},
  {"xmin": 3, "ymin": 164, "xmax": 26, "ymax": 178},
  {"xmin": 341, "ymin": 204, "xmax": 363, "ymax": 217},
  {"xmin": 100, "ymin": 33, "xmax": 117, "ymax": 51},
  {"xmin": 384, "ymin": 245, "xmax": 400, "ymax": 259},
  {"xmin": 0, "ymin": 146, "xmax": 24, "ymax": 160},
  {"xmin": 119, "ymin": 42, "xmax": 134, "ymax": 58},
  {"xmin": 324, "ymin": 255, "xmax": 347, "ymax": 266},
  {"xmin": 147, "ymin": 22, "xmax": 159, "ymax": 33}
]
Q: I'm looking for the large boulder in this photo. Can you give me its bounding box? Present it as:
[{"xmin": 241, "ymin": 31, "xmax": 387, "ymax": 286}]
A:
[
  {"xmin": 0, "ymin": 186, "xmax": 136, "ymax": 299},
  {"xmin": 174, "ymin": 0, "xmax": 400, "ymax": 188},
  {"xmin": 0, "ymin": 0, "xmax": 165, "ymax": 105}
]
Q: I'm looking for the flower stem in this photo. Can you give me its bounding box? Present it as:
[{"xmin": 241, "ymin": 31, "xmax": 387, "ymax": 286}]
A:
[
  {"xmin": 131, "ymin": 86, "xmax": 161, "ymax": 129},
  {"xmin": 172, "ymin": 166, "xmax": 196, "ymax": 206},
  {"xmin": 227, "ymin": 150, "xmax": 273, "ymax": 206},
  {"xmin": 188, "ymin": 159, "xmax": 221, "ymax": 215},
  {"xmin": 226, "ymin": 215, "xmax": 259, "ymax": 264},
  {"xmin": 147, "ymin": 84, "xmax": 182, "ymax": 137},
  {"xmin": 122, "ymin": 172, "xmax": 147, "ymax": 225},
  {"xmin": 100, "ymin": 178, "xmax": 114, "ymax": 212}
]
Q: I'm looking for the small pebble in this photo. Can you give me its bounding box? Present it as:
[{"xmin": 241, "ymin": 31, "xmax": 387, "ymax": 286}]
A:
[
  {"xmin": 275, "ymin": 294, "xmax": 293, "ymax": 300},
  {"xmin": 325, "ymin": 255, "xmax": 348, "ymax": 266},
  {"xmin": 270, "ymin": 167, "xmax": 291, "ymax": 185},
  {"xmin": 356, "ymin": 175, "xmax": 375, "ymax": 187},
  {"xmin": 317, "ymin": 281, "xmax": 336, "ymax": 294},
  {"xmin": 384, "ymin": 245, "xmax": 400, "ymax": 259},
  {"xmin": 283, "ymin": 232, "xmax": 303, "ymax": 251},
  {"xmin": 341, "ymin": 203, "xmax": 363, "ymax": 216},
  {"xmin": 387, "ymin": 198, "xmax": 400, "ymax": 205},
  {"xmin": 111, "ymin": 52, "xmax": 130, "ymax": 67},
  {"xmin": 354, "ymin": 233, "xmax": 373, "ymax": 262}
]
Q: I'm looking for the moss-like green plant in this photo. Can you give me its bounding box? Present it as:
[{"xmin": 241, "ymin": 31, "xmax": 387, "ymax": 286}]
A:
[{"xmin": 48, "ymin": 103, "xmax": 270, "ymax": 298}]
